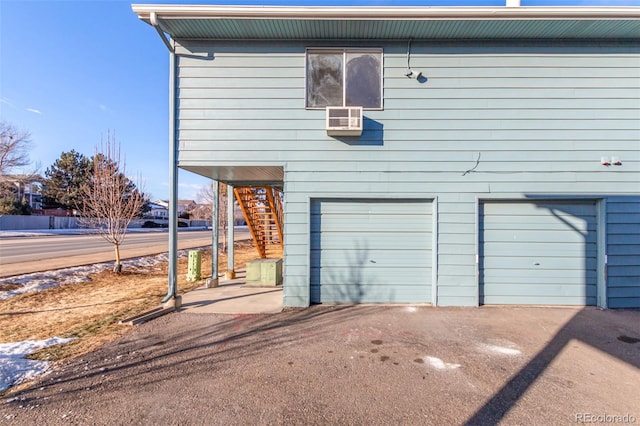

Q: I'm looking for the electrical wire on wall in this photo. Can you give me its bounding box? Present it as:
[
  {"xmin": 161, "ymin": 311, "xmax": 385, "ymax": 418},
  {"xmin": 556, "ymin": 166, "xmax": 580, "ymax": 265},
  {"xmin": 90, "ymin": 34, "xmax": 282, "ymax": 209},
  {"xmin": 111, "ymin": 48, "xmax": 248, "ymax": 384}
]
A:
[
  {"xmin": 405, "ymin": 39, "xmax": 422, "ymax": 79},
  {"xmin": 463, "ymin": 152, "xmax": 481, "ymax": 176}
]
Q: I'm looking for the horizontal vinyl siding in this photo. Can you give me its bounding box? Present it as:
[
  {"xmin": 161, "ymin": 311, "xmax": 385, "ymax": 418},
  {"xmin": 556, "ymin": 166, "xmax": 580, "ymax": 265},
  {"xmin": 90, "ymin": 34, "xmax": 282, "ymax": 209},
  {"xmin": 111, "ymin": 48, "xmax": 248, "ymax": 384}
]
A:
[
  {"xmin": 175, "ymin": 40, "xmax": 639, "ymax": 307},
  {"xmin": 607, "ymin": 197, "xmax": 640, "ymax": 308}
]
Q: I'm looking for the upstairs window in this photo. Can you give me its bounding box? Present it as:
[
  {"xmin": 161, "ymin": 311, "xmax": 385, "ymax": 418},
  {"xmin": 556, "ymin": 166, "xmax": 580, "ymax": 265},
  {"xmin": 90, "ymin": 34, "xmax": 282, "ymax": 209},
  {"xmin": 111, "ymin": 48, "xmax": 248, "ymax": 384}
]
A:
[{"xmin": 306, "ymin": 48, "xmax": 382, "ymax": 110}]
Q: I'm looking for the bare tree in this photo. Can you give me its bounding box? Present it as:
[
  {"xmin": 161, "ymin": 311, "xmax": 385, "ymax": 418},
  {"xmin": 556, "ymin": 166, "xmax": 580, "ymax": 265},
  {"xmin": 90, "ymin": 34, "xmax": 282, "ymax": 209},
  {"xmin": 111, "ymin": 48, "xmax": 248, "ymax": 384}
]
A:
[
  {"xmin": 79, "ymin": 135, "xmax": 145, "ymax": 272},
  {"xmin": 196, "ymin": 182, "xmax": 229, "ymax": 252},
  {"xmin": 0, "ymin": 121, "xmax": 32, "ymax": 178}
]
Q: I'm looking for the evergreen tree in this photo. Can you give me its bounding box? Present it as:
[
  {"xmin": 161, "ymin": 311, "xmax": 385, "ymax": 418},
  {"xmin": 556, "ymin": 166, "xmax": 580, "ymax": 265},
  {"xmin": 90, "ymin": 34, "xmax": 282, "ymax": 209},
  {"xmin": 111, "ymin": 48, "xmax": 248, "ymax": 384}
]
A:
[{"xmin": 42, "ymin": 150, "xmax": 92, "ymax": 212}]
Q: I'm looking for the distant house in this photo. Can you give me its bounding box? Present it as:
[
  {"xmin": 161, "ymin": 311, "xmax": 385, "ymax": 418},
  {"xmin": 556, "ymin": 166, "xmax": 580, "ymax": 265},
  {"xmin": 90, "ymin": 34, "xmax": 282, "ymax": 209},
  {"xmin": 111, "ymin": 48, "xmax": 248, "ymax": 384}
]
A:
[
  {"xmin": 146, "ymin": 200, "xmax": 169, "ymax": 220},
  {"xmin": 1, "ymin": 175, "xmax": 43, "ymax": 212},
  {"xmin": 134, "ymin": 4, "xmax": 640, "ymax": 309},
  {"xmin": 177, "ymin": 199, "xmax": 197, "ymax": 217}
]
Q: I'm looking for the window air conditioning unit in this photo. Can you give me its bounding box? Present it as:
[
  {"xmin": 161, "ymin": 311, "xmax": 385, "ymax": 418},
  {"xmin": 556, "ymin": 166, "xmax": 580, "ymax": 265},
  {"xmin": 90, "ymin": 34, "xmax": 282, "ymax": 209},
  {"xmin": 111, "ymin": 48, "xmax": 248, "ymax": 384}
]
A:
[{"xmin": 326, "ymin": 106, "xmax": 363, "ymax": 136}]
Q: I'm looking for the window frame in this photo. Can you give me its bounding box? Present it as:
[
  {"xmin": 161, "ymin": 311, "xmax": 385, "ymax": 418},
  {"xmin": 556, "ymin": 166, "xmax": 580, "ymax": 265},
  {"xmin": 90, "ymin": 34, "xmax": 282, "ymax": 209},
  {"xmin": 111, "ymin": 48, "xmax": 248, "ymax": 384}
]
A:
[{"xmin": 305, "ymin": 47, "xmax": 384, "ymax": 111}]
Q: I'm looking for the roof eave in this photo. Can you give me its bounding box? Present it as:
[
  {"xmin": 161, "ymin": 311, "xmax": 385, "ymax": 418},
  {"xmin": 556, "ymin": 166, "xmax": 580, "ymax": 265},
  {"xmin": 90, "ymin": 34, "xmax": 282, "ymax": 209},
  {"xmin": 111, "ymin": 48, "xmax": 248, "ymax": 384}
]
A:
[{"xmin": 132, "ymin": 5, "xmax": 640, "ymax": 22}]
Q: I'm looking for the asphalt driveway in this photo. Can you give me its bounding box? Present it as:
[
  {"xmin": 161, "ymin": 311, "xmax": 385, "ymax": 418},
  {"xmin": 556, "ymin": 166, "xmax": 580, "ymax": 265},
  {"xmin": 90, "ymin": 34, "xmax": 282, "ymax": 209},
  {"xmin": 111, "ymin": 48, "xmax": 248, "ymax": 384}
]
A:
[{"xmin": 2, "ymin": 305, "xmax": 639, "ymax": 425}]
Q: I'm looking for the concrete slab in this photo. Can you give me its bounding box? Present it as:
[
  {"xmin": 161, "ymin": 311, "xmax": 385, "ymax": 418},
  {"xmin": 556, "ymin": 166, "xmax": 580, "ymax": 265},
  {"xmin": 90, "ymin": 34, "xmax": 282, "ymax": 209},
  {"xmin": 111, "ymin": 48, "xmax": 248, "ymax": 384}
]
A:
[{"xmin": 180, "ymin": 270, "xmax": 283, "ymax": 314}]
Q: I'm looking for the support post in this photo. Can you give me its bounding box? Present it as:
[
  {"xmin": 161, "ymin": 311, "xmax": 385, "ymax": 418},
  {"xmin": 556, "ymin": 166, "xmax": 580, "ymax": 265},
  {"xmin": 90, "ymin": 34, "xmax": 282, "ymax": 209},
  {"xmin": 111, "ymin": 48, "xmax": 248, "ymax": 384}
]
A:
[
  {"xmin": 163, "ymin": 43, "xmax": 181, "ymax": 308},
  {"xmin": 207, "ymin": 180, "xmax": 220, "ymax": 288},
  {"xmin": 226, "ymin": 185, "xmax": 236, "ymax": 279}
]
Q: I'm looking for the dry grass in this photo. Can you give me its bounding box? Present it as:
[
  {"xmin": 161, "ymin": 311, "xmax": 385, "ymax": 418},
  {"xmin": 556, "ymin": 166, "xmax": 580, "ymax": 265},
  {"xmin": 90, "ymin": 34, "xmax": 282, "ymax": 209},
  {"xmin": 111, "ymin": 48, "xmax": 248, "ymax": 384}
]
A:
[{"xmin": 0, "ymin": 240, "xmax": 261, "ymax": 363}]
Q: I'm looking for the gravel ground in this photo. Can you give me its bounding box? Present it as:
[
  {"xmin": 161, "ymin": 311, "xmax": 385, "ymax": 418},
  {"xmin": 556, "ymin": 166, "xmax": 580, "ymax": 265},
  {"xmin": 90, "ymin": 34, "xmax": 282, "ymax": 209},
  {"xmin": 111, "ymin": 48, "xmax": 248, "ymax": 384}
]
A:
[{"xmin": 1, "ymin": 305, "xmax": 639, "ymax": 425}]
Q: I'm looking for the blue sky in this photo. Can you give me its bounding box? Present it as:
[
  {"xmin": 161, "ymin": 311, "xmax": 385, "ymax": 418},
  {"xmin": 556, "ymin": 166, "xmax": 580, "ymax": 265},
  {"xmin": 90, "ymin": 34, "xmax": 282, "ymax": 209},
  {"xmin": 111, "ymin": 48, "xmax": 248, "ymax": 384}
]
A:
[{"xmin": 1, "ymin": 0, "xmax": 639, "ymax": 201}]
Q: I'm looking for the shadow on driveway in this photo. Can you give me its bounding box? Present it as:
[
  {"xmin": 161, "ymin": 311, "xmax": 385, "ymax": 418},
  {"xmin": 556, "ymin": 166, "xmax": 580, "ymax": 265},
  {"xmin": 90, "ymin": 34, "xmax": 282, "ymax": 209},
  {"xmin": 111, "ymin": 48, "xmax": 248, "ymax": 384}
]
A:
[{"xmin": 2, "ymin": 306, "xmax": 639, "ymax": 425}]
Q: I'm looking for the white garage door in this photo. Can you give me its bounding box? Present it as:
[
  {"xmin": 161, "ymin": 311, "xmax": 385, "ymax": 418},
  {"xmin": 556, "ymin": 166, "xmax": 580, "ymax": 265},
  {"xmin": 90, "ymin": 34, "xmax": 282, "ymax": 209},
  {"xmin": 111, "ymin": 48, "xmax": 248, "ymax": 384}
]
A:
[
  {"xmin": 310, "ymin": 199, "xmax": 432, "ymax": 304},
  {"xmin": 480, "ymin": 200, "xmax": 598, "ymax": 305}
]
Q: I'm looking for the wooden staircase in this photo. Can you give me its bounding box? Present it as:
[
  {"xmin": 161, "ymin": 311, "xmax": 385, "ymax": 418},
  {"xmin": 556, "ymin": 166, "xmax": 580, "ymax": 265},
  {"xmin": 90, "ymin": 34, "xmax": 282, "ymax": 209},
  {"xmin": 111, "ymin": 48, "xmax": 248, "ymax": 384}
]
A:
[{"xmin": 234, "ymin": 186, "xmax": 283, "ymax": 258}]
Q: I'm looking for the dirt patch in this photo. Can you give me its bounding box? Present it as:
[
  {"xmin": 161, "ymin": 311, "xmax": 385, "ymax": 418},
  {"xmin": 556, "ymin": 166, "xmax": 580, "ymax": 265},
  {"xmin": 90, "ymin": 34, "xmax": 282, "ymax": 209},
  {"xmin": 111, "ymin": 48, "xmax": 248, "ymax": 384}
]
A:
[
  {"xmin": 0, "ymin": 283, "xmax": 22, "ymax": 291},
  {"xmin": 0, "ymin": 240, "xmax": 259, "ymax": 363}
]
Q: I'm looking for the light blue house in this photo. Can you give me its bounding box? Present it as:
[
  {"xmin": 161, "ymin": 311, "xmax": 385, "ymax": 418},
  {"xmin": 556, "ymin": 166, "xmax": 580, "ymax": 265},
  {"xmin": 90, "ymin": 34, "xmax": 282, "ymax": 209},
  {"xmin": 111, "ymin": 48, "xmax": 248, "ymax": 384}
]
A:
[{"xmin": 133, "ymin": 4, "xmax": 640, "ymax": 309}]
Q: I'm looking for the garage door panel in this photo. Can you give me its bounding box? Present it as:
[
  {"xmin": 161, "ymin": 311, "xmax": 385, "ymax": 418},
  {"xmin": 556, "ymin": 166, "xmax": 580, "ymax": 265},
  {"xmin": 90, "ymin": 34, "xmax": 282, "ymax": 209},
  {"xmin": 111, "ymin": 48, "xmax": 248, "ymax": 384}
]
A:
[
  {"xmin": 483, "ymin": 295, "xmax": 596, "ymax": 305},
  {"xmin": 311, "ymin": 199, "xmax": 432, "ymax": 304},
  {"xmin": 482, "ymin": 268, "xmax": 597, "ymax": 280},
  {"xmin": 311, "ymin": 249, "xmax": 432, "ymax": 268},
  {"xmin": 481, "ymin": 219, "xmax": 596, "ymax": 232},
  {"xmin": 481, "ymin": 242, "xmax": 597, "ymax": 257},
  {"xmin": 481, "ymin": 276, "xmax": 593, "ymax": 285},
  {"xmin": 311, "ymin": 267, "xmax": 430, "ymax": 286},
  {"xmin": 482, "ymin": 283, "xmax": 597, "ymax": 298},
  {"xmin": 311, "ymin": 215, "xmax": 431, "ymax": 232},
  {"xmin": 480, "ymin": 201, "xmax": 598, "ymax": 306},
  {"xmin": 311, "ymin": 285, "xmax": 432, "ymax": 304},
  {"xmin": 480, "ymin": 230, "xmax": 596, "ymax": 244},
  {"xmin": 312, "ymin": 201, "xmax": 430, "ymax": 215},
  {"xmin": 481, "ymin": 201, "xmax": 597, "ymax": 216},
  {"xmin": 482, "ymin": 256, "xmax": 597, "ymax": 270},
  {"xmin": 310, "ymin": 233, "xmax": 431, "ymax": 250}
]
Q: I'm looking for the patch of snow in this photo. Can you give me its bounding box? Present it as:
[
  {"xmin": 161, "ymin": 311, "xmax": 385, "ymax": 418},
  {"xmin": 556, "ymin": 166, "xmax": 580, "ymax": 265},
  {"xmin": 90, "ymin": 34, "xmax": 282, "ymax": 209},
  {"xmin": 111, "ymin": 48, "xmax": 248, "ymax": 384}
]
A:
[
  {"xmin": 479, "ymin": 343, "xmax": 522, "ymax": 356},
  {"xmin": 0, "ymin": 337, "xmax": 75, "ymax": 392},
  {"xmin": 424, "ymin": 356, "xmax": 461, "ymax": 370},
  {"xmin": 404, "ymin": 306, "xmax": 418, "ymax": 313},
  {"xmin": 0, "ymin": 250, "xmax": 192, "ymax": 301}
]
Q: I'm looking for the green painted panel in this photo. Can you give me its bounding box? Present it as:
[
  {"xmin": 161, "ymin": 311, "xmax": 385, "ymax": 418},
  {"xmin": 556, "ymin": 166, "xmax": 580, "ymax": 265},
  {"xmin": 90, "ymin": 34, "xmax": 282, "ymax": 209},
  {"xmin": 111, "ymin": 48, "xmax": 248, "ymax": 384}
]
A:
[
  {"xmin": 480, "ymin": 201, "xmax": 598, "ymax": 306},
  {"xmin": 310, "ymin": 199, "xmax": 432, "ymax": 304}
]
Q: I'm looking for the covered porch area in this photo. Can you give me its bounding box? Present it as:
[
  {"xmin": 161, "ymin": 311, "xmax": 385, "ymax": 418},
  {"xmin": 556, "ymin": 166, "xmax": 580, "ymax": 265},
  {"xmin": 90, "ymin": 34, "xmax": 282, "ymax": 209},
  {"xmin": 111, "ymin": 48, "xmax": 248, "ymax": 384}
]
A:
[{"xmin": 164, "ymin": 164, "xmax": 285, "ymax": 307}]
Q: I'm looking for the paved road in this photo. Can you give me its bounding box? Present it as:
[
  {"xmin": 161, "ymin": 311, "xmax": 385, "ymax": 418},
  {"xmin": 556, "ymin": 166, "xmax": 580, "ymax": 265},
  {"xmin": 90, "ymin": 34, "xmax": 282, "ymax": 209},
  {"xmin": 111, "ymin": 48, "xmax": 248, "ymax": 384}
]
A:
[{"xmin": 0, "ymin": 228, "xmax": 249, "ymax": 277}]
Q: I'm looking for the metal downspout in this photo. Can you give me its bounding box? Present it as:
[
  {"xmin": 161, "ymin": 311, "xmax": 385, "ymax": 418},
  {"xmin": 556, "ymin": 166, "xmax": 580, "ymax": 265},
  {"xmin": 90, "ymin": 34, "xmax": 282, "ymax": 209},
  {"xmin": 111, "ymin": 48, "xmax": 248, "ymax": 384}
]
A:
[
  {"xmin": 150, "ymin": 12, "xmax": 174, "ymax": 54},
  {"xmin": 159, "ymin": 29, "xmax": 178, "ymax": 304},
  {"xmin": 148, "ymin": 11, "xmax": 178, "ymax": 304}
]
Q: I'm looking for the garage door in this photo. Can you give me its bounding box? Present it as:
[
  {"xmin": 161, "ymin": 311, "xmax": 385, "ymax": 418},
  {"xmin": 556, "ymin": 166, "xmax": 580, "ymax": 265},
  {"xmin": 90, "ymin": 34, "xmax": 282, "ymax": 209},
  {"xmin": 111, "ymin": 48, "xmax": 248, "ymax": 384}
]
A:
[
  {"xmin": 480, "ymin": 201, "xmax": 597, "ymax": 305},
  {"xmin": 310, "ymin": 199, "xmax": 432, "ymax": 304}
]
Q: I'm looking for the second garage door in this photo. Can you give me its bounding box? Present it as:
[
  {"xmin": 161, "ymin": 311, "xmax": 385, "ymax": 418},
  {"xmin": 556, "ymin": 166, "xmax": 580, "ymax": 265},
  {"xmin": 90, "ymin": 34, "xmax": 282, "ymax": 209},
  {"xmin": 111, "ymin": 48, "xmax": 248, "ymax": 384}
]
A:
[
  {"xmin": 480, "ymin": 200, "xmax": 598, "ymax": 305},
  {"xmin": 310, "ymin": 199, "xmax": 433, "ymax": 304}
]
